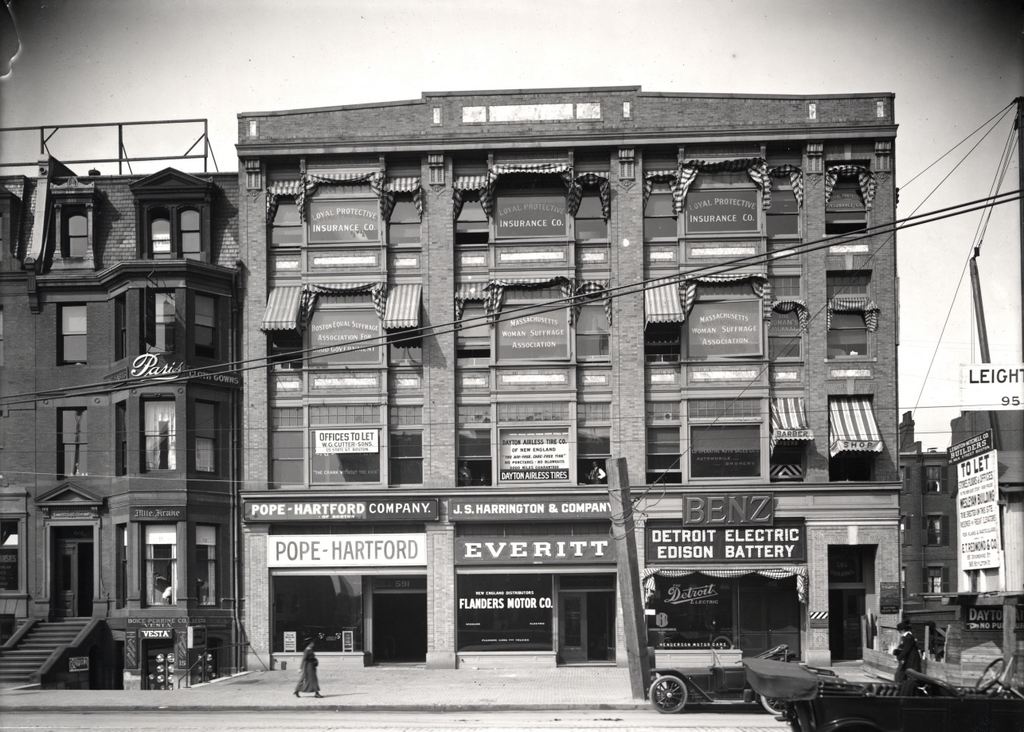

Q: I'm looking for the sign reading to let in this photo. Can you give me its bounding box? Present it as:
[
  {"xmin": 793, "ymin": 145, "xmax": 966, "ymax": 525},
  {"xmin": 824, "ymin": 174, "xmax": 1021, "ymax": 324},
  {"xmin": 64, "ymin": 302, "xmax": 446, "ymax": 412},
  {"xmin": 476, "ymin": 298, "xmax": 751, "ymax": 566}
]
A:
[
  {"xmin": 953, "ymin": 431, "xmax": 1001, "ymax": 571},
  {"xmin": 499, "ymin": 428, "xmax": 571, "ymax": 481},
  {"xmin": 685, "ymin": 190, "xmax": 759, "ymax": 233},
  {"xmin": 687, "ymin": 300, "xmax": 762, "ymax": 358},
  {"xmin": 308, "ymin": 200, "xmax": 379, "ymax": 243}
]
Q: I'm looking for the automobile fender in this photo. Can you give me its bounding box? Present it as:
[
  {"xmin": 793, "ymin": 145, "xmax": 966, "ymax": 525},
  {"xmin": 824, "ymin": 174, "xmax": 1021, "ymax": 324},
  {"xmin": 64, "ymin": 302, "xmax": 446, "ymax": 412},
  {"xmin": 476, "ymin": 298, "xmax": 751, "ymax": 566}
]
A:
[{"xmin": 814, "ymin": 716, "xmax": 888, "ymax": 732}]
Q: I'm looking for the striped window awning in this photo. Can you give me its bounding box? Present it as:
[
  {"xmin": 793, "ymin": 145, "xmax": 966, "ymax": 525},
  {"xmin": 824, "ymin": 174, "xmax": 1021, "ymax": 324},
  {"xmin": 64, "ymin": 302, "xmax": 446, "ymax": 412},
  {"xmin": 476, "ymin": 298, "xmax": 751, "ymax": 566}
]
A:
[
  {"xmin": 260, "ymin": 286, "xmax": 304, "ymax": 332},
  {"xmin": 770, "ymin": 397, "xmax": 813, "ymax": 452},
  {"xmin": 383, "ymin": 284, "xmax": 422, "ymax": 330},
  {"xmin": 454, "ymin": 285, "xmax": 487, "ymax": 320},
  {"xmin": 644, "ymin": 283, "xmax": 684, "ymax": 325},
  {"xmin": 829, "ymin": 396, "xmax": 883, "ymax": 457}
]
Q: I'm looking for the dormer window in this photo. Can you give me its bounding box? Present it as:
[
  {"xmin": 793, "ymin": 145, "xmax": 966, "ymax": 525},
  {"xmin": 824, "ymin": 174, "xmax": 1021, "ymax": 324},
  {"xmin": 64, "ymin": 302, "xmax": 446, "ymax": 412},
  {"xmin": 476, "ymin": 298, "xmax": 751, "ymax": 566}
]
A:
[{"xmin": 130, "ymin": 168, "xmax": 213, "ymax": 262}]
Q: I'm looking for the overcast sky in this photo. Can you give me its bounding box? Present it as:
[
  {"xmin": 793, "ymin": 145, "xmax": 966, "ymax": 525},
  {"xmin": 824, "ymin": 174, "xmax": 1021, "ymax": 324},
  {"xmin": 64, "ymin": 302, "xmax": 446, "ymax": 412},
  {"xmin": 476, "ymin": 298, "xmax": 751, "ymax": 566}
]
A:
[{"xmin": 1, "ymin": 0, "xmax": 1021, "ymax": 449}]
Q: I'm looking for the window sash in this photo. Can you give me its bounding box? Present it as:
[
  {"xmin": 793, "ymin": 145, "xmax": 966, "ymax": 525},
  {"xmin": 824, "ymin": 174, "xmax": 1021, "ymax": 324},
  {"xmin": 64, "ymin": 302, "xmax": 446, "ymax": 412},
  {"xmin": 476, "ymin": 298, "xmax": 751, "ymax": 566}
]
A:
[{"xmin": 144, "ymin": 401, "xmax": 176, "ymax": 471}]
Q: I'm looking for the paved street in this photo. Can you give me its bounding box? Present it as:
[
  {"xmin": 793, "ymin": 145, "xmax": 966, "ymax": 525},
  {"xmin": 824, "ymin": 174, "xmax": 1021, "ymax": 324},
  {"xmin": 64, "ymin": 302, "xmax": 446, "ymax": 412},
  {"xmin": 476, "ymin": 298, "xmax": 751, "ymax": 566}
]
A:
[{"xmin": 0, "ymin": 709, "xmax": 788, "ymax": 731}]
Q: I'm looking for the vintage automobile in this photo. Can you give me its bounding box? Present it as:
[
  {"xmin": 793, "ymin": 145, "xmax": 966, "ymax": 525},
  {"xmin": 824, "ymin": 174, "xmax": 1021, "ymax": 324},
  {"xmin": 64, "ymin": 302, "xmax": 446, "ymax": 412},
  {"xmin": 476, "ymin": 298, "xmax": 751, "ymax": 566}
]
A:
[
  {"xmin": 648, "ymin": 643, "xmax": 798, "ymax": 714},
  {"xmin": 743, "ymin": 656, "xmax": 1024, "ymax": 732}
]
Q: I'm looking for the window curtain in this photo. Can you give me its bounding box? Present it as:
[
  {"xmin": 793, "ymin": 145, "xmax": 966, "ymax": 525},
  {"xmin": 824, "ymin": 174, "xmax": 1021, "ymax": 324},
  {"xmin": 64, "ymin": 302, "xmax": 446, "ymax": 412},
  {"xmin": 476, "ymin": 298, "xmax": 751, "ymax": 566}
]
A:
[
  {"xmin": 771, "ymin": 299, "xmax": 810, "ymax": 332},
  {"xmin": 766, "ymin": 165, "xmax": 804, "ymax": 209},
  {"xmin": 574, "ymin": 280, "xmax": 613, "ymax": 326},
  {"xmin": 380, "ymin": 177, "xmax": 424, "ymax": 222},
  {"xmin": 265, "ymin": 180, "xmax": 302, "ymax": 223},
  {"xmin": 827, "ymin": 295, "xmax": 880, "ymax": 331},
  {"xmin": 824, "ymin": 165, "xmax": 877, "ymax": 210},
  {"xmin": 483, "ymin": 276, "xmax": 575, "ymax": 322},
  {"xmin": 297, "ymin": 171, "xmax": 385, "ymax": 221},
  {"xmin": 452, "ymin": 175, "xmax": 490, "ymax": 220},
  {"xmin": 144, "ymin": 402, "xmax": 176, "ymax": 470},
  {"xmin": 300, "ymin": 282, "xmax": 388, "ymax": 324},
  {"xmin": 681, "ymin": 273, "xmax": 770, "ymax": 320},
  {"xmin": 566, "ymin": 172, "xmax": 611, "ymax": 220},
  {"xmin": 642, "ymin": 566, "xmax": 808, "ymax": 604}
]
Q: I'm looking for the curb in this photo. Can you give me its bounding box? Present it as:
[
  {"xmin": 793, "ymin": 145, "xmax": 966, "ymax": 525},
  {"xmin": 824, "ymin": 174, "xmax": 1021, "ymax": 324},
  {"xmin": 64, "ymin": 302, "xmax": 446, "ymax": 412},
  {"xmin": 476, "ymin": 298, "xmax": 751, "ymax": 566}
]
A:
[{"xmin": 0, "ymin": 702, "xmax": 651, "ymax": 713}]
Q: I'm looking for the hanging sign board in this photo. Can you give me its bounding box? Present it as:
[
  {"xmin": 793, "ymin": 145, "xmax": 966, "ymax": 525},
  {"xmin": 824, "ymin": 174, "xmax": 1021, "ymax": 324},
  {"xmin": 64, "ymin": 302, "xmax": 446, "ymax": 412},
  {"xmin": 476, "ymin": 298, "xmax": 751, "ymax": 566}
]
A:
[{"xmin": 961, "ymin": 363, "xmax": 1024, "ymax": 410}]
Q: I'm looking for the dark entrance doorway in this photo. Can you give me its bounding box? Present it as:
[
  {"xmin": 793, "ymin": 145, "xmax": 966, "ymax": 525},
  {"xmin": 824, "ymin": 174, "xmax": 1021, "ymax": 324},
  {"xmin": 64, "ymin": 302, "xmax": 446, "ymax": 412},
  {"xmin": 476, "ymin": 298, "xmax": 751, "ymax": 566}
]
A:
[
  {"xmin": 557, "ymin": 574, "xmax": 616, "ymax": 664},
  {"xmin": 372, "ymin": 577, "xmax": 426, "ymax": 663},
  {"xmin": 52, "ymin": 526, "xmax": 94, "ymax": 618},
  {"xmin": 828, "ymin": 545, "xmax": 873, "ymax": 661}
]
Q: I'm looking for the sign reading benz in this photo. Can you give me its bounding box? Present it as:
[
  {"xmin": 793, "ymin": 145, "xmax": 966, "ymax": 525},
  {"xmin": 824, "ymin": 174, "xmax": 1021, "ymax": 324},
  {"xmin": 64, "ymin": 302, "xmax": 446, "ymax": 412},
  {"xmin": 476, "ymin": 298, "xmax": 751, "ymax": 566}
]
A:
[{"xmin": 244, "ymin": 498, "xmax": 438, "ymax": 522}]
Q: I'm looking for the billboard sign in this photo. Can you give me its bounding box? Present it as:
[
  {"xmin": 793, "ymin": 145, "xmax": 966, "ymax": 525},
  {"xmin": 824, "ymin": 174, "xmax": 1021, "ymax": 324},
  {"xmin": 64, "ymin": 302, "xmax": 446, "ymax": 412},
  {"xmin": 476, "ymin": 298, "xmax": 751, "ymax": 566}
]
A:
[{"xmin": 952, "ymin": 431, "xmax": 1001, "ymax": 571}]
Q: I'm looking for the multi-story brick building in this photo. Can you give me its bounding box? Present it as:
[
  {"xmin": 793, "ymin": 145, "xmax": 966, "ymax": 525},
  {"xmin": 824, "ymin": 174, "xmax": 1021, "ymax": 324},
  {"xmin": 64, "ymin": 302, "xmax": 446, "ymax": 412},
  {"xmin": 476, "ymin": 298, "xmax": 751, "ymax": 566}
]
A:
[
  {"xmin": 0, "ymin": 157, "xmax": 243, "ymax": 689},
  {"xmin": 898, "ymin": 412, "xmax": 957, "ymax": 617},
  {"xmin": 236, "ymin": 86, "xmax": 902, "ymax": 671}
]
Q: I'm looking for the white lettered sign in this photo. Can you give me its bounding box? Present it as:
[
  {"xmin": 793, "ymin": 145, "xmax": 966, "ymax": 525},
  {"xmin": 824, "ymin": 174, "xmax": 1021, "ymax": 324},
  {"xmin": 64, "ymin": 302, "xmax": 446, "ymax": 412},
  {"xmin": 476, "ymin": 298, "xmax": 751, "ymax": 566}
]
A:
[
  {"xmin": 267, "ymin": 533, "xmax": 426, "ymax": 567},
  {"xmin": 953, "ymin": 432, "xmax": 1001, "ymax": 571},
  {"xmin": 961, "ymin": 363, "xmax": 1024, "ymax": 410}
]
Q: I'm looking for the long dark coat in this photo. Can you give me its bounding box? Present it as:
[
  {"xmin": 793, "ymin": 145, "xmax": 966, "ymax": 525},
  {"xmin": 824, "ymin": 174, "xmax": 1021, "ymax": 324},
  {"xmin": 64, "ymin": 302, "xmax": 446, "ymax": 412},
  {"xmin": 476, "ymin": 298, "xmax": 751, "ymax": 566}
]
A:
[
  {"xmin": 893, "ymin": 630, "xmax": 922, "ymax": 683},
  {"xmin": 295, "ymin": 646, "xmax": 320, "ymax": 693}
]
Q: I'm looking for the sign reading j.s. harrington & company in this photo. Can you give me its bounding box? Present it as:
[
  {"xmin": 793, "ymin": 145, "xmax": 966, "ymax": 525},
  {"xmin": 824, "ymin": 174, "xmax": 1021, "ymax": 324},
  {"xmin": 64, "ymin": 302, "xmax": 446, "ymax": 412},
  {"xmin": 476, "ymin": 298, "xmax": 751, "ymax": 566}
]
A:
[{"xmin": 449, "ymin": 497, "xmax": 610, "ymax": 521}]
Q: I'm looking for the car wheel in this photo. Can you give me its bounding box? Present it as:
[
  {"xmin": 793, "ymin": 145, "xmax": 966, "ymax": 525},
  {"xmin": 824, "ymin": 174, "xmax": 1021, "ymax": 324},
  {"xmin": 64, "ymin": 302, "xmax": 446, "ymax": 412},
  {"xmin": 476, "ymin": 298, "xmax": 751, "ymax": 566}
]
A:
[
  {"xmin": 648, "ymin": 675, "xmax": 688, "ymax": 714},
  {"xmin": 759, "ymin": 694, "xmax": 785, "ymax": 715}
]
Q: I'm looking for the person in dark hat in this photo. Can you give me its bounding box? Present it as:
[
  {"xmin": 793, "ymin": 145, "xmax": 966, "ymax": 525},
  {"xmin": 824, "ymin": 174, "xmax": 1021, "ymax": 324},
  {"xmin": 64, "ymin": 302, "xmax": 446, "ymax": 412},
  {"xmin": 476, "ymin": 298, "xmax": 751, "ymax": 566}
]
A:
[
  {"xmin": 893, "ymin": 620, "xmax": 921, "ymax": 685},
  {"xmin": 293, "ymin": 640, "xmax": 323, "ymax": 698}
]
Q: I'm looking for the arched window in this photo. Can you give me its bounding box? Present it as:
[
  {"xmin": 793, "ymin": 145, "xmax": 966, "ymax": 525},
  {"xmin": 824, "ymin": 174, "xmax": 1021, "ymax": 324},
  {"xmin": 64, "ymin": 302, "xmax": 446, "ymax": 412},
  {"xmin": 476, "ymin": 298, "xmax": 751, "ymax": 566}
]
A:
[
  {"xmin": 66, "ymin": 214, "xmax": 88, "ymax": 258},
  {"xmin": 150, "ymin": 210, "xmax": 171, "ymax": 258}
]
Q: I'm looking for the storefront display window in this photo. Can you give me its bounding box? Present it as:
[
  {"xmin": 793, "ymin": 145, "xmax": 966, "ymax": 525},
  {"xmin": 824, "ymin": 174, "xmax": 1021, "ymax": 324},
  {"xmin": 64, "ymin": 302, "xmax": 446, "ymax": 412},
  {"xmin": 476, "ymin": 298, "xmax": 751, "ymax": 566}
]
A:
[
  {"xmin": 647, "ymin": 573, "xmax": 736, "ymax": 649},
  {"xmin": 272, "ymin": 575, "xmax": 364, "ymax": 652},
  {"xmin": 457, "ymin": 574, "xmax": 553, "ymax": 651}
]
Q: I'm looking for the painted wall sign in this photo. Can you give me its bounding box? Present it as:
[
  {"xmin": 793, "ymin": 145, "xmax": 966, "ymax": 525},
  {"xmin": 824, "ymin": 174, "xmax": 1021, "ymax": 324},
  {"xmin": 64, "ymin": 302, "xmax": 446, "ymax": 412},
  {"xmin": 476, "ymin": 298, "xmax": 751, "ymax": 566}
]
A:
[
  {"xmin": 495, "ymin": 310, "xmax": 570, "ymax": 361},
  {"xmin": 68, "ymin": 656, "xmax": 89, "ymax": 672},
  {"xmin": 130, "ymin": 506, "xmax": 185, "ymax": 522},
  {"xmin": 267, "ymin": 533, "xmax": 426, "ymax": 568},
  {"xmin": 956, "ymin": 445, "xmax": 1001, "ymax": 571},
  {"xmin": 313, "ymin": 429, "xmax": 379, "ymax": 454},
  {"xmin": 309, "ymin": 310, "xmax": 381, "ymax": 364},
  {"xmin": 878, "ymin": 581, "xmax": 901, "ymax": 615},
  {"xmin": 455, "ymin": 535, "xmax": 614, "ymax": 565},
  {"xmin": 961, "ymin": 364, "xmax": 1024, "ymax": 410},
  {"xmin": 679, "ymin": 494, "xmax": 774, "ymax": 526},
  {"xmin": 104, "ymin": 354, "xmax": 241, "ymax": 387},
  {"xmin": 498, "ymin": 428, "xmax": 571, "ymax": 481},
  {"xmin": 494, "ymin": 193, "xmax": 566, "ymax": 238},
  {"xmin": 685, "ymin": 190, "xmax": 759, "ymax": 233},
  {"xmin": 457, "ymin": 574, "xmax": 553, "ymax": 651},
  {"xmin": 244, "ymin": 498, "xmax": 438, "ymax": 522},
  {"xmin": 127, "ymin": 617, "xmax": 196, "ymax": 627},
  {"xmin": 448, "ymin": 497, "xmax": 610, "ymax": 521},
  {"xmin": 308, "ymin": 200, "xmax": 379, "ymax": 243},
  {"xmin": 645, "ymin": 520, "xmax": 806, "ymax": 563},
  {"xmin": 687, "ymin": 300, "xmax": 762, "ymax": 358},
  {"xmin": 965, "ymin": 605, "xmax": 1024, "ymax": 631}
]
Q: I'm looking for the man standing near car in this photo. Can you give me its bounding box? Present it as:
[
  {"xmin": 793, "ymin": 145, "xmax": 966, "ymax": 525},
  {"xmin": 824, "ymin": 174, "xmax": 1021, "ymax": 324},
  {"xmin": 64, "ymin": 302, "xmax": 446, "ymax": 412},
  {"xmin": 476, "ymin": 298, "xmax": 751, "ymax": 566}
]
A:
[{"xmin": 893, "ymin": 620, "xmax": 922, "ymax": 684}]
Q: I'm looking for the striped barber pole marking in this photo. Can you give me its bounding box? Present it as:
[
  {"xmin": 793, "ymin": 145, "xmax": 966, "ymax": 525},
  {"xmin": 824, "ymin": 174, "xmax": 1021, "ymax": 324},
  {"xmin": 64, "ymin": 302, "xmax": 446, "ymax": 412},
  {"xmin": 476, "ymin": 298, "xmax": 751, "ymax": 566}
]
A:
[{"xmin": 809, "ymin": 611, "xmax": 829, "ymax": 620}]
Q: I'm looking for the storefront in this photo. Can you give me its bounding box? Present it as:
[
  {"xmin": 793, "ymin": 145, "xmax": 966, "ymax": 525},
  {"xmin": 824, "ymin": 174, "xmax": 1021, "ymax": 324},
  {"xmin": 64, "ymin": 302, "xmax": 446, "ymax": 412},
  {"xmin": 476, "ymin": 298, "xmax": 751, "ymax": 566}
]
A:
[
  {"xmin": 643, "ymin": 492, "xmax": 807, "ymax": 664},
  {"xmin": 450, "ymin": 496, "xmax": 617, "ymax": 666},
  {"xmin": 243, "ymin": 496, "xmax": 438, "ymax": 666}
]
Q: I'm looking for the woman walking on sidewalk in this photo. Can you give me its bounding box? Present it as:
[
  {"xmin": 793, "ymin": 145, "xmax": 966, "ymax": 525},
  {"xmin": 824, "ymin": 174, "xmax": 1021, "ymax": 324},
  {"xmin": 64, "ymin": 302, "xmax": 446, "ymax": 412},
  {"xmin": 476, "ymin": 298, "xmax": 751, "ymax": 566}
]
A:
[
  {"xmin": 893, "ymin": 620, "xmax": 921, "ymax": 685},
  {"xmin": 294, "ymin": 641, "xmax": 323, "ymax": 698}
]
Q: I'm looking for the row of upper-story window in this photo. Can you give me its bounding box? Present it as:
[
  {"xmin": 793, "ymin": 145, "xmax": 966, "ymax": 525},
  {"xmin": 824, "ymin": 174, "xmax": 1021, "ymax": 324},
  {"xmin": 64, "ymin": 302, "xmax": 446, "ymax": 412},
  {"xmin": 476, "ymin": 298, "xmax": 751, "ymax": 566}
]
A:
[
  {"xmin": 56, "ymin": 207, "xmax": 204, "ymax": 262},
  {"xmin": 50, "ymin": 290, "xmax": 220, "ymax": 366},
  {"xmin": 267, "ymin": 163, "xmax": 873, "ymax": 250},
  {"xmin": 0, "ymin": 518, "xmax": 220, "ymax": 609},
  {"xmin": 47, "ymin": 397, "xmax": 229, "ymax": 479},
  {"xmin": 266, "ymin": 394, "xmax": 883, "ymax": 490}
]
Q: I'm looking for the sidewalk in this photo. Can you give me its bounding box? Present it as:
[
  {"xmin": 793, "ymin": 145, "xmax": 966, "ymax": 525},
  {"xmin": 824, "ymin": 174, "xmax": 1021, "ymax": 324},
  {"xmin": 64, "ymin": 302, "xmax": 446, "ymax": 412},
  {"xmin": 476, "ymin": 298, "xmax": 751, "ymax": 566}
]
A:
[{"xmin": 0, "ymin": 662, "xmax": 881, "ymax": 713}]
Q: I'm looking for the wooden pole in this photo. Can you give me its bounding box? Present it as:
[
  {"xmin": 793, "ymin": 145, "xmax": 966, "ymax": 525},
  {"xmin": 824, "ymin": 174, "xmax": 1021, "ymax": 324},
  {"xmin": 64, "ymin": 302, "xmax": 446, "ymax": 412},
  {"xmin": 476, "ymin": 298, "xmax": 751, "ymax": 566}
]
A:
[{"xmin": 607, "ymin": 457, "xmax": 652, "ymax": 700}]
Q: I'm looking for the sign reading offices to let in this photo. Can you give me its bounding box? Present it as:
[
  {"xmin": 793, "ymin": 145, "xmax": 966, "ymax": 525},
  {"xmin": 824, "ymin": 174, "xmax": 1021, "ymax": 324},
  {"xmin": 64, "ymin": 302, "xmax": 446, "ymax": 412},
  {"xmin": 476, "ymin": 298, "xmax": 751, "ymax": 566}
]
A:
[
  {"xmin": 308, "ymin": 200, "xmax": 378, "ymax": 243},
  {"xmin": 499, "ymin": 428, "xmax": 570, "ymax": 481},
  {"xmin": 314, "ymin": 429, "xmax": 379, "ymax": 454},
  {"xmin": 687, "ymin": 300, "xmax": 762, "ymax": 358},
  {"xmin": 961, "ymin": 363, "xmax": 1024, "ymax": 410},
  {"xmin": 268, "ymin": 533, "xmax": 426, "ymax": 568},
  {"xmin": 952, "ymin": 431, "xmax": 1001, "ymax": 571},
  {"xmin": 686, "ymin": 190, "xmax": 759, "ymax": 233}
]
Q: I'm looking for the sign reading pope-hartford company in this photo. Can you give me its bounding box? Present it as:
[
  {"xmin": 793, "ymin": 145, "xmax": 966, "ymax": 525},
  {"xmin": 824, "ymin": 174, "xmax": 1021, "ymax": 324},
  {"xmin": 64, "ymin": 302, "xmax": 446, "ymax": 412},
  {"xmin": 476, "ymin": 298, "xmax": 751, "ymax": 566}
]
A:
[{"xmin": 244, "ymin": 498, "xmax": 438, "ymax": 522}]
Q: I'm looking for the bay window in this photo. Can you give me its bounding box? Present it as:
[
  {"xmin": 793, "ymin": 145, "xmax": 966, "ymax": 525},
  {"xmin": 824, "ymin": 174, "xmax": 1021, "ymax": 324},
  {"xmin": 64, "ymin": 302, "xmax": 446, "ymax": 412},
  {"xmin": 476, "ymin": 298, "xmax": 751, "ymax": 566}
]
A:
[
  {"xmin": 145, "ymin": 525, "xmax": 177, "ymax": 606},
  {"xmin": 144, "ymin": 401, "xmax": 176, "ymax": 471},
  {"xmin": 195, "ymin": 525, "xmax": 216, "ymax": 606}
]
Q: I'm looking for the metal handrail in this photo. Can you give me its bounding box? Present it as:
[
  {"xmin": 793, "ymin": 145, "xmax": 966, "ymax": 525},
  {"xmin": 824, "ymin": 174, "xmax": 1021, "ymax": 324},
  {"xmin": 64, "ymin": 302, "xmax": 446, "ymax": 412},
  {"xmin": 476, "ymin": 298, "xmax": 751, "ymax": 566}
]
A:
[{"xmin": 175, "ymin": 641, "xmax": 250, "ymax": 689}]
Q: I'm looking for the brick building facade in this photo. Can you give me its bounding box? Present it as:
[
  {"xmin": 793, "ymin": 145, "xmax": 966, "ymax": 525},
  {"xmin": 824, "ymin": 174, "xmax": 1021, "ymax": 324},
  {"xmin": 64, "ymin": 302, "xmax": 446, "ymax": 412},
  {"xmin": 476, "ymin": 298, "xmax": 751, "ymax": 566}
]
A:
[
  {"xmin": 0, "ymin": 158, "xmax": 243, "ymax": 688},
  {"xmin": 236, "ymin": 86, "xmax": 902, "ymax": 671}
]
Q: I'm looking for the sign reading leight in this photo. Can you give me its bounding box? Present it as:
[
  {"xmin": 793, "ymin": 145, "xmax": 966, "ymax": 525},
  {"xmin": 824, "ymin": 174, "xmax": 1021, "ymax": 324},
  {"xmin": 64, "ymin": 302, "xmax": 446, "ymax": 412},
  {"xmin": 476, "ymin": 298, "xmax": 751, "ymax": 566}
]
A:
[{"xmin": 244, "ymin": 498, "xmax": 438, "ymax": 522}]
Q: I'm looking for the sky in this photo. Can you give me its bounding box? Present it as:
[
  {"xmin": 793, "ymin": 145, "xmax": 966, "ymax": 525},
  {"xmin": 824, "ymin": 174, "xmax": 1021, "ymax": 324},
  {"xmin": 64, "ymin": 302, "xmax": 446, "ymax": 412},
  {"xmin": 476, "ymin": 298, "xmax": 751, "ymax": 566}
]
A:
[{"xmin": 1, "ymin": 0, "xmax": 1021, "ymax": 449}]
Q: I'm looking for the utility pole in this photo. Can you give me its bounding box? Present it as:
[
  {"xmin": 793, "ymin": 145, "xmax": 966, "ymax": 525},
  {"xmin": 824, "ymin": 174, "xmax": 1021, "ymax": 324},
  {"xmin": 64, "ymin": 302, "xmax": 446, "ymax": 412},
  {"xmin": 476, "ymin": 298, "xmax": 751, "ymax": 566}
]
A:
[{"xmin": 607, "ymin": 457, "xmax": 652, "ymax": 700}]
